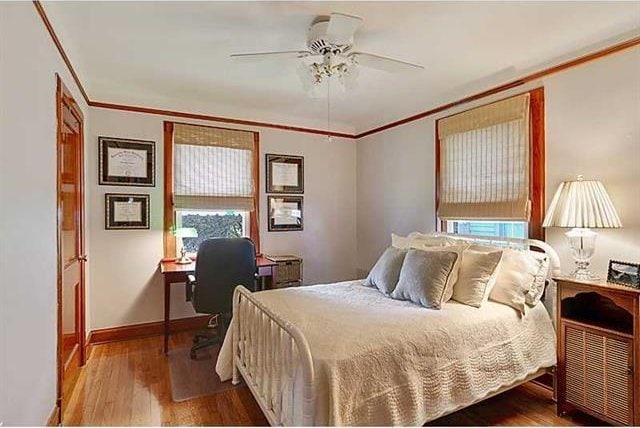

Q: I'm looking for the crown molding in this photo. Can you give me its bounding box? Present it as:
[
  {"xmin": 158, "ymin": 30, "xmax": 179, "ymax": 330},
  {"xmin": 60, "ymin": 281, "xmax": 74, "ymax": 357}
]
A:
[
  {"xmin": 32, "ymin": 0, "xmax": 354, "ymax": 139},
  {"xmin": 88, "ymin": 101, "xmax": 356, "ymax": 139},
  {"xmin": 33, "ymin": 0, "xmax": 90, "ymax": 104},
  {"xmin": 356, "ymin": 35, "xmax": 640, "ymax": 139},
  {"xmin": 33, "ymin": 1, "xmax": 639, "ymax": 141}
]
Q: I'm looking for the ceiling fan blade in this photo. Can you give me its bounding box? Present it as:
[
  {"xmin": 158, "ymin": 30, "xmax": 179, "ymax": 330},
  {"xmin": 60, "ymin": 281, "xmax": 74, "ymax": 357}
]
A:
[
  {"xmin": 326, "ymin": 12, "xmax": 363, "ymax": 45},
  {"xmin": 230, "ymin": 50, "xmax": 312, "ymax": 62},
  {"xmin": 350, "ymin": 52, "xmax": 424, "ymax": 73}
]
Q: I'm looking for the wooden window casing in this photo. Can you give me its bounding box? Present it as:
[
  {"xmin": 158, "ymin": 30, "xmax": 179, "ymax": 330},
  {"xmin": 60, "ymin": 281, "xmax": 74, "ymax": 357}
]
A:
[
  {"xmin": 163, "ymin": 121, "xmax": 260, "ymax": 257},
  {"xmin": 435, "ymin": 87, "xmax": 545, "ymax": 240}
]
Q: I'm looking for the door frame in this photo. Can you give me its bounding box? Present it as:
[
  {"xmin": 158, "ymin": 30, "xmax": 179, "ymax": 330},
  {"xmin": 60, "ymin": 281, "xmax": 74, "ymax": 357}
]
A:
[{"xmin": 55, "ymin": 74, "xmax": 86, "ymax": 422}]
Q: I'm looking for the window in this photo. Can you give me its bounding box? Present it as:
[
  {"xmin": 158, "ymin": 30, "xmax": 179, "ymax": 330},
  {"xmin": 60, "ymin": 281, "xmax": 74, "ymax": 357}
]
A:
[
  {"xmin": 164, "ymin": 122, "xmax": 260, "ymax": 257},
  {"xmin": 446, "ymin": 220, "xmax": 527, "ymax": 239},
  {"xmin": 436, "ymin": 88, "xmax": 545, "ymax": 239},
  {"xmin": 175, "ymin": 210, "xmax": 249, "ymax": 253}
]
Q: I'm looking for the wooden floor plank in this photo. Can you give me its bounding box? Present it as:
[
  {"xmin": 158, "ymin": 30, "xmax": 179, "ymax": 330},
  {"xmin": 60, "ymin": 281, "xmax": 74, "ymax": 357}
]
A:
[{"xmin": 63, "ymin": 332, "xmax": 600, "ymax": 426}]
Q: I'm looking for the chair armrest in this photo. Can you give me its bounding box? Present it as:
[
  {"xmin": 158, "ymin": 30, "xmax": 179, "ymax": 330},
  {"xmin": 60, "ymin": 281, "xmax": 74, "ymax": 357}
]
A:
[{"xmin": 186, "ymin": 274, "xmax": 196, "ymax": 301}]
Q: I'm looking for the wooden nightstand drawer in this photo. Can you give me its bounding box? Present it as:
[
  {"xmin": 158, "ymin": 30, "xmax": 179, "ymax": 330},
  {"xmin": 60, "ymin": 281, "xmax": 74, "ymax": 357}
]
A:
[{"xmin": 556, "ymin": 278, "xmax": 640, "ymax": 426}]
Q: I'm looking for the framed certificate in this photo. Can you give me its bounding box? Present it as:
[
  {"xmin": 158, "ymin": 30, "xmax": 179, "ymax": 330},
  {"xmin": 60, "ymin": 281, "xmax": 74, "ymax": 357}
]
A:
[
  {"xmin": 266, "ymin": 154, "xmax": 304, "ymax": 193},
  {"xmin": 268, "ymin": 196, "xmax": 303, "ymax": 231},
  {"xmin": 99, "ymin": 137, "xmax": 155, "ymax": 186},
  {"xmin": 105, "ymin": 193, "xmax": 150, "ymax": 229}
]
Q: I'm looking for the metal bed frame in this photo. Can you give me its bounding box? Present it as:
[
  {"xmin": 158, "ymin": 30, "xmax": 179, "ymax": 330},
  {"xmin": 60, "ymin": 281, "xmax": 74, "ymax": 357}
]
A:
[{"xmin": 231, "ymin": 234, "xmax": 561, "ymax": 426}]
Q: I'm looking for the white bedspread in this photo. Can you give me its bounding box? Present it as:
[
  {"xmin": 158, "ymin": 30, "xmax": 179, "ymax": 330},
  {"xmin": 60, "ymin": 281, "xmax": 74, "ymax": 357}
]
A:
[{"xmin": 217, "ymin": 280, "xmax": 556, "ymax": 426}]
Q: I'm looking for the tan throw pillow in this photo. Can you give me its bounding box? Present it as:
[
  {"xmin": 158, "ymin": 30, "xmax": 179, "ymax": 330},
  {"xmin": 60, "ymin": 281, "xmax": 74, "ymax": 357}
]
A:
[
  {"xmin": 364, "ymin": 246, "xmax": 408, "ymax": 295},
  {"xmin": 391, "ymin": 248, "xmax": 460, "ymax": 309},
  {"xmin": 453, "ymin": 250, "xmax": 503, "ymax": 308},
  {"xmin": 490, "ymin": 248, "xmax": 544, "ymax": 313}
]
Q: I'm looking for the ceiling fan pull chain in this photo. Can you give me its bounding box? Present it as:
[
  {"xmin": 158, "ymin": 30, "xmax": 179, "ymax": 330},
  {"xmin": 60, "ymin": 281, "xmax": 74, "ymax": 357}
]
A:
[{"xmin": 327, "ymin": 77, "xmax": 332, "ymax": 143}]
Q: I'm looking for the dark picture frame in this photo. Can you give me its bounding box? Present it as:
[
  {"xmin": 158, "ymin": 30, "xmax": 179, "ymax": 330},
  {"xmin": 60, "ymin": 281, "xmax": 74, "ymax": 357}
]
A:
[
  {"xmin": 266, "ymin": 154, "xmax": 304, "ymax": 194},
  {"xmin": 268, "ymin": 195, "xmax": 303, "ymax": 231},
  {"xmin": 607, "ymin": 260, "xmax": 640, "ymax": 288},
  {"xmin": 99, "ymin": 136, "xmax": 155, "ymax": 186},
  {"xmin": 105, "ymin": 193, "xmax": 150, "ymax": 230}
]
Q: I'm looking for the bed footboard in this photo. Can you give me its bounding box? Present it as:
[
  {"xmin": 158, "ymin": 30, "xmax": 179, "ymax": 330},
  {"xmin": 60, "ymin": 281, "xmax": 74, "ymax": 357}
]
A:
[{"xmin": 232, "ymin": 286, "xmax": 315, "ymax": 426}]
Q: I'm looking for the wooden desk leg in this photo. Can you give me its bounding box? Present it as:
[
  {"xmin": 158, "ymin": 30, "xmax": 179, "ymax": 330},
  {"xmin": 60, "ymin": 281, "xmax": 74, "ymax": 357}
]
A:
[{"xmin": 164, "ymin": 277, "xmax": 170, "ymax": 355}]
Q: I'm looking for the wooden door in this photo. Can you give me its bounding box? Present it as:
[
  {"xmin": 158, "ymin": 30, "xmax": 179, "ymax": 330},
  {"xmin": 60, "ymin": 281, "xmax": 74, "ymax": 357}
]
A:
[{"xmin": 56, "ymin": 76, "xmax": 86, "ymax": 422}]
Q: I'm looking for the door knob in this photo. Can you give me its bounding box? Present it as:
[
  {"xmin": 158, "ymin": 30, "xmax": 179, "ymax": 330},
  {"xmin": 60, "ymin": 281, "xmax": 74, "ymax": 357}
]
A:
[{"xmin": 79, "ymin": 255, "xmax": 88, "ymax": 262}]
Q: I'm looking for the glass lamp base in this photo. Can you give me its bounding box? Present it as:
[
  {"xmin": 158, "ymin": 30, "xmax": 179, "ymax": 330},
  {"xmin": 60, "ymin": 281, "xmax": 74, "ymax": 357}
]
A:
[
  {"xmin": 570, "ymin": 263, "xmax": 601, "ymax": 281},
  {"xmin": 566, "ymin": 228, "xmax": 599, "ymax": 281}
]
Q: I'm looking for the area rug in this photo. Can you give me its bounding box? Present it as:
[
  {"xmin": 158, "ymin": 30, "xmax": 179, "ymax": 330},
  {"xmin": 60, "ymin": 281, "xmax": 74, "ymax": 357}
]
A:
[{"xmin": 167, "ymin": 343, "xmax": 241, "ymax": 402}]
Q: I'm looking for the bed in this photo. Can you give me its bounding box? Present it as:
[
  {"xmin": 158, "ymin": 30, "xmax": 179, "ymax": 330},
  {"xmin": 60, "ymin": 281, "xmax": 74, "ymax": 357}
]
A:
[{"xmin": 216, "ymin": 235, "xmax": 560, "ymax": 426}]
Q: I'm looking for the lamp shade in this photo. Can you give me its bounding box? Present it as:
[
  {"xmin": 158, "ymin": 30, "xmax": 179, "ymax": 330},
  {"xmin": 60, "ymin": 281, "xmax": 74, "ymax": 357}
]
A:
[
  {"xmin": 543, "ymin": 175, "xmax": 622, "ymax": 229},
  {"xmin": 172, "ymin": 227, "xmax": 198, "ymax": 238}
]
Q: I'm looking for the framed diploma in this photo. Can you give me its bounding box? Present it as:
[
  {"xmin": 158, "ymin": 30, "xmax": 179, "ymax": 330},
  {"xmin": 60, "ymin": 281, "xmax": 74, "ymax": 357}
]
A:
[
  {"xmin": 105, "ymin": 193, "xmax": 150, "ymax": 229},
  {"xmin": 266, "ymin": 154, "xmax": 304, "ymax": 193},
  {"xmin": 268, "ymin": 196, "xmax": 303, "ymax": 231},
  {"xmin": 99, "ymin": 137, "xmax": 155, "ymax": 186}
]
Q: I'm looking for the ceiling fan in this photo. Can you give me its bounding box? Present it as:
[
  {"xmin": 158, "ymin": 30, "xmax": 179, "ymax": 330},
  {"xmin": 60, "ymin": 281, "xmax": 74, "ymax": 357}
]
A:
[{"xmin": 230, "ymin": 12, "xmax": 424, "ymax": 92}]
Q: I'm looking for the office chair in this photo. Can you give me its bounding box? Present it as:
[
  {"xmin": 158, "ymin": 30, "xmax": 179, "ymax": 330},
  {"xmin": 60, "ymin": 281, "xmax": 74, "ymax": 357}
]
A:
[{"xmin": 186, "ymin": 237, "xmax": 257, "ymax": 359}]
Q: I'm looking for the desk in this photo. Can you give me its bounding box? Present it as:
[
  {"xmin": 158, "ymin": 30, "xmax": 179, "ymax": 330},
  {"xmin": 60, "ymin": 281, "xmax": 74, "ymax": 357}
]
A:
[{"xmin": 159, "ymin": 256, "xmax": 277, "ymax": 354}]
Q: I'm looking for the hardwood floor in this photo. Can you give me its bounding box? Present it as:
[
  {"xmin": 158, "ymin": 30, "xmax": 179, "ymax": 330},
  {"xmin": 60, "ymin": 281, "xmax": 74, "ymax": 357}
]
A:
[{"xmin": 64, "ymin": 332, "xmax": 601, "ymax": 426}]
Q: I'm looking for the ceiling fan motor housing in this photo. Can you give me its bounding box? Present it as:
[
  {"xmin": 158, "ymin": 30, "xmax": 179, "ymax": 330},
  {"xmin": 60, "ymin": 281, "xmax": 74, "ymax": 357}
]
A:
[{"xmin": 307, "ymin": 18, "xmax": 352, "ymax": 54}]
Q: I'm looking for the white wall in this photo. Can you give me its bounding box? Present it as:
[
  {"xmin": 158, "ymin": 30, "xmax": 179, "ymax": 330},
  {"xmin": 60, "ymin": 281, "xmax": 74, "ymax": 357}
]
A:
[
  {"xmin": 87, "ymin": 108, "xmax": 357, "ymax": 329},
  {"xmin": 0, "ymin": 3, "xmax": 90, "ymax": 425},
  {"xmin": 357, "ymin": 47, "xmax": 640, "ymax": 277}
]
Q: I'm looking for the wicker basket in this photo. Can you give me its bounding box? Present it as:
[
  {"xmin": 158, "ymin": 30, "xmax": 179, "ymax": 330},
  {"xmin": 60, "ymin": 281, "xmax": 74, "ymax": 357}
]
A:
[{"xmin": 266, "ymin": 255, "xmax": 303, "ymax": 288}]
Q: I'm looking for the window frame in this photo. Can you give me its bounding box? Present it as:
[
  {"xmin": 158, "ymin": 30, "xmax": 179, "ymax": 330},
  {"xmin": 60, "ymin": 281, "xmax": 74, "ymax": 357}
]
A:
[
  {"xmin": 435, "ymin": 87, "xmax": 545, "ymax": 240},
  {"xmin": 163, "ymin": 121, "xmax": 260, "ymax": 257}
]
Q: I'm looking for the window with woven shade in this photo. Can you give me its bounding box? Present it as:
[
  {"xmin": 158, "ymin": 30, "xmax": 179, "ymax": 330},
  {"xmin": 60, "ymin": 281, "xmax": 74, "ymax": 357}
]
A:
[
  {"xmin": 436, "ymin": 88, "xmax": 545, "ymax": 240},
  {"xmin": 164, "ymin": 122, "xmax": 260, "ymax": 256}
]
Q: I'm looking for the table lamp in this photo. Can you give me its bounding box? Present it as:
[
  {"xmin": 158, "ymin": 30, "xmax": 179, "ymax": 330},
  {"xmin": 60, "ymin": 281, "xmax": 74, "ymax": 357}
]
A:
[
  {"xmin": 173, "ymin": 227, "xmax": 198, "ymax": 264},
  {"xmin": 543, "ymin": 175, "xmax": 622, "ymax": 280}
]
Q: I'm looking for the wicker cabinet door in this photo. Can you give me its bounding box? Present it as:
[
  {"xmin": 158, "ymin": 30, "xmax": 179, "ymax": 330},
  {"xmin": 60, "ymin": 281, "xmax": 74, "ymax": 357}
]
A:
[{"xmin": 564, "ymin": 323, "xmax": 633, "ymax": 425}]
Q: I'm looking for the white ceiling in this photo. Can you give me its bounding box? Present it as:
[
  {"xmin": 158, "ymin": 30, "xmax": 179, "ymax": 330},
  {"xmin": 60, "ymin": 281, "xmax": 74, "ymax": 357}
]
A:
[{"xmin": 43, "ymin": 1, "xmax": 640, "ymax": 134}]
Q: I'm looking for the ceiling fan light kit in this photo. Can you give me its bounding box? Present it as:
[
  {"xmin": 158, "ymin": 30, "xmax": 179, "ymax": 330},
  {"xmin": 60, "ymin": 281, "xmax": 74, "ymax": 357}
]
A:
[{"xmin": 231, "ymin": 12, "xmax": 424, "ymax": 94}]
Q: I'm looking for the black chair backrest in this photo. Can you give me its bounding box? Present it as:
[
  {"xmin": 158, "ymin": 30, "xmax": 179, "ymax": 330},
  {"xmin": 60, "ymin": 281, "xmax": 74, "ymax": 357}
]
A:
[{"xmin": 193, "ymin": 238, "xmax": 257, "ymax": 315}]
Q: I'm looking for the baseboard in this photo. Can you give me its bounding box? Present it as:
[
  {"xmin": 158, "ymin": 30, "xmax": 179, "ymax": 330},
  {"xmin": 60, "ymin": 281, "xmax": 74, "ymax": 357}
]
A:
[
  {"xmin": 89, "ymin": 315, "xmax": 210, "ymax": 345},
  {"xmin": 46, "ymin": 403, "xmax": 60, "ymax": 426}
]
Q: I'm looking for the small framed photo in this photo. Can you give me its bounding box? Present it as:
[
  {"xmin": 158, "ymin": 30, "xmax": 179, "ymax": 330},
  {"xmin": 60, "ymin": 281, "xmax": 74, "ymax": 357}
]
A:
[
  {"xmin": 266, "ymin": 154, "xmax": 304, "ymax": 194},
  {"xmin": 99, "ymin": 137, "xmax": 155, "ymax": 186},
  {"xmin": 105, "ymin": 193, "xmax": 150, "ymax": 230},
  {"xmin": 268, "ymin": 196, "xmax": 303, "ymax": 232},
  {"xmin": 607, "ymin": 260, "xmax": 640, "ymax": 288}
]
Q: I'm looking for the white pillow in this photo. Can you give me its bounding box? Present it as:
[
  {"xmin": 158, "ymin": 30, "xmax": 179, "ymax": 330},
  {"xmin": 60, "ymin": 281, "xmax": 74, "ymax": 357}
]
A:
[
  {"xmin": 453, "ymin": 250, "xmax": 503, "ymax": 308},
  {"xmin": 408, "ymin": 232, "xmax": 463, "ymax": 247},
  {"xmin": 391, "ymin": 232, "xmax": 459, "ymax": 250},
  {"xmin": 526, "ymin": 252, "xmax": 550, "ymax": 306},
  {"xmin": 490, "ymin": 248, "xmax": 545, "ymax": 314},
  {"xmin": 391, "ymin": 233, "xmax": 413, "ymax": 249}
]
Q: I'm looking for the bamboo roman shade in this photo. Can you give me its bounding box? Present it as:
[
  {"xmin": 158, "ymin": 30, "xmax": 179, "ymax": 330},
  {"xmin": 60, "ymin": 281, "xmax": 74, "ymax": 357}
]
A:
[
  {"xmin": 173, "ymin": 123, "xmax": 256, "ymax": 211},
  {"xmin": 438, "ymin": 94, "xmax": 531, "ymax": 221}
]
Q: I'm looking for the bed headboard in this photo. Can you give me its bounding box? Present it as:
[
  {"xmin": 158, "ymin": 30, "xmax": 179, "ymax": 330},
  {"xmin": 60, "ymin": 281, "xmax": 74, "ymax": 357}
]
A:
[{"xmin": 439, "ymin": 233, "xmax": 561, "ymax": 323}]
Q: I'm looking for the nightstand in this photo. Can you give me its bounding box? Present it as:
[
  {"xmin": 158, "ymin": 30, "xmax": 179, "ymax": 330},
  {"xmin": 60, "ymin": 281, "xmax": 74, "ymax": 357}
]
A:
[{"xmin": 556, "ymin": 277, "xmax": 640, "ymax": 425}]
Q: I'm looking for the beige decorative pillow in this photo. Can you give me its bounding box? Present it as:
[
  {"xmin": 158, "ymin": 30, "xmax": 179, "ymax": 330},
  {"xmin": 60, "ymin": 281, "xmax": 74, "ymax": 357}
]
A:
[
  {"xmin": 490, "ymin": 248, "xmax": 545, "ymax": 313},
  {"xmin": 391, "ymin": 248, "xmax": 459, "ymax": 309},
  {"xmin": 453, "ymin": 250, "xmax": 503, "ymax": 308},
  {"xmin": 526, "ymin": 252, "xmax": 550, "ymax": 306}
]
